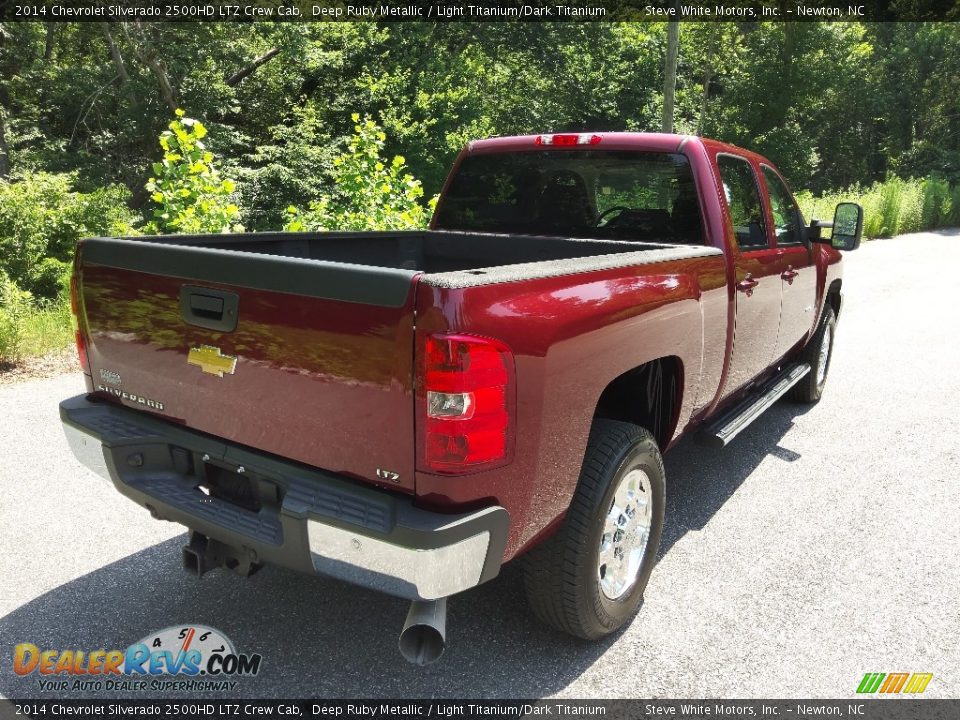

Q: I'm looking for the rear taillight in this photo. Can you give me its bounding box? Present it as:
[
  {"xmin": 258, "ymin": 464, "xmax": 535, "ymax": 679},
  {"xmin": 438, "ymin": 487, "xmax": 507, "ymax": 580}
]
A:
[
  {"xmin": 70, "ymin": 274, "xmax": 90, "ymax": 374},
  {"xmin": 75, "ymin": 329, "xmax": 89, "ymax": 373},
  {"xmin": 419, "ymin": 334, "xmax": 515, "ymax": 473}
]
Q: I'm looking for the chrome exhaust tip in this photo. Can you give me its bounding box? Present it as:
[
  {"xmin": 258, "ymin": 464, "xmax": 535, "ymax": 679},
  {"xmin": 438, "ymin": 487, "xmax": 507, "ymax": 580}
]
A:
[{"xmin": 398, "ymin": 598, "xmax": 447, "ymax": 666}]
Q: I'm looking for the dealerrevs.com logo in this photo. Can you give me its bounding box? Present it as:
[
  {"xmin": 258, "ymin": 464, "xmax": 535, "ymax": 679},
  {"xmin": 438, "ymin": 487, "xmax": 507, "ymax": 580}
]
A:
[{"xmin": 14, "ymin": 625, "xmax": 262, "ymax": 692}]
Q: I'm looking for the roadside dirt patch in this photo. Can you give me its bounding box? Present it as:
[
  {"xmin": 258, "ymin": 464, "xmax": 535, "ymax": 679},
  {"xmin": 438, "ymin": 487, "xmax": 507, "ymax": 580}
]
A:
[{"xmin": 0, "ymin": 348, "xmax": 77, "ymax": 384}]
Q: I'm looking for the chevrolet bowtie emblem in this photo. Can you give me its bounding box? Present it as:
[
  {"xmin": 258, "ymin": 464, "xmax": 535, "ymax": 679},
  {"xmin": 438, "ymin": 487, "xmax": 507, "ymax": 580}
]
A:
[{"xmin": 187, "ymin": 345, "xmax": 237, "ymax": 377}]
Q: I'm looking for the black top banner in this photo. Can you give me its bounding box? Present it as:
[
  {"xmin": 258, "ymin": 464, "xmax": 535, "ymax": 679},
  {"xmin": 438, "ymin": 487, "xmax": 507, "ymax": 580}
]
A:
[{"xmin": 0, "ymin": 0, "xmax": 958, "ymax": 23}]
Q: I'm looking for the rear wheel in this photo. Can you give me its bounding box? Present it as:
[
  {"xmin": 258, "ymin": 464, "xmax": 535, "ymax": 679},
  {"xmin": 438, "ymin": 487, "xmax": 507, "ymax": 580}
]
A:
[
  {"xmin": 522, "ymin": 420, "xmax": 665, "ymax": 639},
  {"xmin": 788, "ymin": 306, "xmax": 837, "ymax": 403}
]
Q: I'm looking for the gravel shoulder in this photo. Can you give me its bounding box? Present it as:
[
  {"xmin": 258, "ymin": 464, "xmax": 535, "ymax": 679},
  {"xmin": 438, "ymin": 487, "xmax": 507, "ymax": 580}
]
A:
[
  {"xmin": 0, "ymin": 347, "xmax": 76, "ymax": 385},
  {"xmin": 1, "ymin": 230, "xmax": 957, "ymax": 699}
]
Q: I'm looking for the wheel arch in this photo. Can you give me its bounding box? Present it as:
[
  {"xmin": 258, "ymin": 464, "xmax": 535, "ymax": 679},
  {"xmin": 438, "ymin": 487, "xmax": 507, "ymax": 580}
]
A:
[
  {"xmin": 826, "ymin": 279, "xmax": 842, "ymax": 319},
  {"xmin": 592, "ymin": 356, "xmax": 685, "ymax": 451}
]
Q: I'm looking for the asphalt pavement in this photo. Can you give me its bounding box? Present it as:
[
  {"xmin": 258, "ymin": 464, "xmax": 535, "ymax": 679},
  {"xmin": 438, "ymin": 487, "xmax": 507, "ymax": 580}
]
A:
[{"xmin": 1, "ymin": 230, "xmax": 958, "ymax": 699}]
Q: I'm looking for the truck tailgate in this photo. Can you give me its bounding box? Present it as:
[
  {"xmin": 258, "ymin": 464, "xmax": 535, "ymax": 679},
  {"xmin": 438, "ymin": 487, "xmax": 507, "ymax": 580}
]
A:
[{"xmin": 76, "ymin": 238, "xmax": 419, "ymax": 493}]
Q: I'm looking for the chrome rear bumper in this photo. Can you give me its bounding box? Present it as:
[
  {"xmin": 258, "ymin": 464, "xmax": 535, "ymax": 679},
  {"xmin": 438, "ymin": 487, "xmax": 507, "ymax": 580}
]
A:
[{"xmin": 61, "ymin": 394, "xmax": 508, "ymax": 601}]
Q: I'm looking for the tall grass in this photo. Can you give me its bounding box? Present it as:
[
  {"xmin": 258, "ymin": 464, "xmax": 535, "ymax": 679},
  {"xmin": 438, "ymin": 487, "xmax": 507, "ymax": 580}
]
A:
[
  {"xmin": 0, "ymin": 301, "xmax": 73, "ymax": 363},
  {"xmin": 0, "ymin": 272, "xmax": 73, "ymax": 363},
  {"xmin": 796, "ymin": 176, "xmax": 960, "ymax": 239},
  {"xmin": 19, "ymin": 302, "xmax": 74, "ymax": 359}
]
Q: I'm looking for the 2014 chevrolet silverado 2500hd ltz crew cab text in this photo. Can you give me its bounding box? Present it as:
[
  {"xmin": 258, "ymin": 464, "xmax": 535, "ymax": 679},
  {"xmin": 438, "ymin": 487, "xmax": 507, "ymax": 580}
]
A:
[{"xmin": 60, "ymin": 132, "xmax": 863, "ymax": 664}]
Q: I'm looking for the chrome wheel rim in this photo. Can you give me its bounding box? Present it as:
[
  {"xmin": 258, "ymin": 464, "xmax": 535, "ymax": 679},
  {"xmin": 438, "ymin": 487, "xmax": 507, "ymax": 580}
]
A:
[
  {"xmin": 816, "ymin": 324, "xmax": 832, "ymax": 387},
  {"xmin": 598, "ymin": 467, "xmax": 653, "ymax": 600}
]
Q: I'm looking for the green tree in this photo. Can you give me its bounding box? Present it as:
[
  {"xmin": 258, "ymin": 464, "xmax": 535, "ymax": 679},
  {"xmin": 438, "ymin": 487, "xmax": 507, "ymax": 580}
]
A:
[
  {"xmin": 285, "ymin": 115, "xmax": 435, "ymax": 232},
  {"xmin": 237, "ymin": 105, "xmax": 336, "ymax": 230},
  {"xmin": 1, "ymin": 18, "xmax": 959, "ymax": 227},
  {"xmin": 661, "ymin": 19, "xmax": 680, "ymax": 133},
  {"xmin": 143, "ymin": 109, "xmax": 242, "ymax": 234},
  {"xmin": 0, "ymin": 172, "xmax": 133, "ymax": 298}
]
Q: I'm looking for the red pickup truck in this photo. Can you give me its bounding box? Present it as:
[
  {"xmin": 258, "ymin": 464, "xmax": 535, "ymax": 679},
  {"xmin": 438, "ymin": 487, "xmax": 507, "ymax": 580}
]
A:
[{"xmin": 61, "ymin": 132, "xmax": 862, "ymax": 665}]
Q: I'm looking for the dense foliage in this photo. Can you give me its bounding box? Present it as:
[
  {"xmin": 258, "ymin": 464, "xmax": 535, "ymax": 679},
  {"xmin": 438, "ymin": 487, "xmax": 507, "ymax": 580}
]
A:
[
  {"xmin": 285, "ymin": 115, "xmax": 436, "ymax": 232},
  {"xmin": 0, "ymin": 173, "xmax": 134, "ymax": 297},
  {"xmin": 0, "ymin": 270, "xmax": 33, "ymax": 361},
  {"xmin": 797, "ymin": 177, "xmax": 960, "ymax": 239},
  {"xmin": 3, "ymin": 23, "xmax": 958, "ymax": 210}
]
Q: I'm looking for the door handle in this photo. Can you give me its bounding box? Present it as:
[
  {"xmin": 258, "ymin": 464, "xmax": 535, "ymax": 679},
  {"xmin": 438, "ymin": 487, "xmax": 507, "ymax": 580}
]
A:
[
  {"xmin": 781, "ymin": 266, "xmax": 799, "ymax": 284},
  {"xmin": 736, "ymin": 274, "xmax": 759, "ymax": 297}
]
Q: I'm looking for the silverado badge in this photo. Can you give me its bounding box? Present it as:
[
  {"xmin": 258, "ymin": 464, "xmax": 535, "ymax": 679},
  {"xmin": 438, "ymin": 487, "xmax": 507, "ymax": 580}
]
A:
[{"xmin": 188, "ymin": 345, "xmax": 237, "ymax": 377}]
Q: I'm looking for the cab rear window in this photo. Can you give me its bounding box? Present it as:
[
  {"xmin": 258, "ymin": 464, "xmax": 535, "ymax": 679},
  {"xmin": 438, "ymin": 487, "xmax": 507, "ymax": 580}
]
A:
[{"xmin": 434, "ymin": 150, "xmax": 705, "ymax": 245}]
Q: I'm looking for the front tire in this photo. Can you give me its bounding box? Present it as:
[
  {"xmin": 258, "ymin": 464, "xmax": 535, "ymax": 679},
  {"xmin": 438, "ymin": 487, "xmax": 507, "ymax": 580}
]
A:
[
  {"xmin": 788, "ymin": 306, "xmax": 837, "ymax": 403},
  {"xmin": 522, "ymin": 420, "xmax": 666, "ymax": 639}
]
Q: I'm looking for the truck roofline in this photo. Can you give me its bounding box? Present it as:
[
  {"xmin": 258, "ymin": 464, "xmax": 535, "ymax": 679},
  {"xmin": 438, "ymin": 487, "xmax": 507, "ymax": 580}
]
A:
[
  {"xmin": 465, "ymin": 132, "xmax": 769, "ymax": 166},
  {"xmin": 467, "ymin": 132, "xmax": 693, "ymax": 154}
]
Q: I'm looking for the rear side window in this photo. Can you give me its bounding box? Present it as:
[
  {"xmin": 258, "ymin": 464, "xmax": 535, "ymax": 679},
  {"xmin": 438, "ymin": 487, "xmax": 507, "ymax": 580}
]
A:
[
  {"xmin": 434, "ymin": 150, "xmax": 705, "ymax": 244},
  {"xmin": 762, "ymin": 165, "xmax": 806, "ymax": 246},
  {"xmin": 716, "ymin": 155, "xmax": 768, "ymax": 249}
]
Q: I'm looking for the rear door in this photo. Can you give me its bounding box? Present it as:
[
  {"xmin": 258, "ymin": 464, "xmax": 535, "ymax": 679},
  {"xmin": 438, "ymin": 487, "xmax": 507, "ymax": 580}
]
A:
[
  {"xmin": 761, "ymin": 164, "xmax": 818, "ymax": 359},
  {"xmin": 78, "ymin": 238, "xmax": 419, "ymax": 492},
  {"xmin": 716, "ymin": 154, "xmax": 783, "ymax": 395}
]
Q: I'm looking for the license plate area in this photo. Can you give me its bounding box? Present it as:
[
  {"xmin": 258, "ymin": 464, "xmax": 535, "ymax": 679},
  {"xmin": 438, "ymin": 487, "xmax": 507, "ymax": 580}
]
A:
[{"xmin": 197, "ymin": 461, "xmax": 283, "ymax": 514}]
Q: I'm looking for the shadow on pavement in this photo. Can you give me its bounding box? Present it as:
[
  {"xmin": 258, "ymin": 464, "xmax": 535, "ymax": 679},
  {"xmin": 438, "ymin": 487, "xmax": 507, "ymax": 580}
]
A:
[
  {"xmin": 660, "ymin": 400, "xmax": 814, "ymax": 557},
  {"xmin": 0, "ymin": 537, "xmax": 616, "ymax": 699},
  {"xmin": 1, "ymin": 401, "xmax": 811, "ymax": 699}
]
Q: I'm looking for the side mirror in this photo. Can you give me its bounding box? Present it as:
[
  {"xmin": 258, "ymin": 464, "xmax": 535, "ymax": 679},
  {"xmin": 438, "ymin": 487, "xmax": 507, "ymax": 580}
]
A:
[
  {"xmin": 831, "ymin": 202, "xmax": 863, "ymax": 251},
  {"xmin": 808, "ymin": 202, "xmax": 864, "ymax": 250}
]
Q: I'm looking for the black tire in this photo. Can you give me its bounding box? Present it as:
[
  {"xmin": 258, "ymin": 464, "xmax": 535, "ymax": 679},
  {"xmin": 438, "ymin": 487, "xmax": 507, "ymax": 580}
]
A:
[
  {"xmin": 788, "ymin": 306, "xmax": 837, "ymax": 403},
  {"xmin": 521, "ymin": 419, "xmax": 666, "ymax": 640}
]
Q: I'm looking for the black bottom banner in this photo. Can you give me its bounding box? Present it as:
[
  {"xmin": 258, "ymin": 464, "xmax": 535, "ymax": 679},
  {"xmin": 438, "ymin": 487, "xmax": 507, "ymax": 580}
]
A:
[{"xmin": 1, "ymin": 700, "xmax": 957, "ymax": 720}]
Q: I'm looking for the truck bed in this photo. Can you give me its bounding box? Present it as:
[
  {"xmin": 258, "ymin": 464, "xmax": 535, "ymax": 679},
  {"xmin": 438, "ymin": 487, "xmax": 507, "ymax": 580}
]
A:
[{"xmin": 126, "ymin": 230, "xmax": 716, "ymax": 287}]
